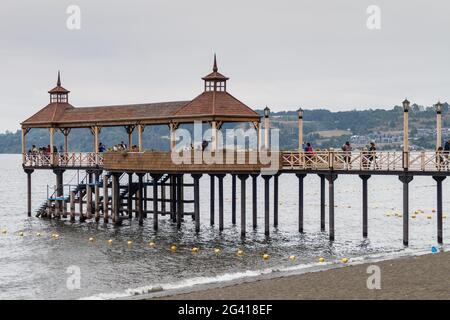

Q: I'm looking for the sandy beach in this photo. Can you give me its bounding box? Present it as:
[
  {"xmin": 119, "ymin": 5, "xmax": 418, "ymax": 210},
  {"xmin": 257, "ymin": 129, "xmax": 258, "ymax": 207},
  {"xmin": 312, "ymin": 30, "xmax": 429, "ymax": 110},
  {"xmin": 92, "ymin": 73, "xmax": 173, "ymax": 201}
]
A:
[{"xmin": 151, "ymin": 251, "xmax": 450, "ymax": 300}]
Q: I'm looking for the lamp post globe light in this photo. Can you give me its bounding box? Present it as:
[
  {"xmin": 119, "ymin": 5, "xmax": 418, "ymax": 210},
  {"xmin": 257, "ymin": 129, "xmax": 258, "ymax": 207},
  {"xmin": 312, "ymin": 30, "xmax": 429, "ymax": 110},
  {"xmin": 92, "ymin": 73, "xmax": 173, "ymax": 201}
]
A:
[{"xmin": 297, "ymin": 108, "xmax": 303, "ymax": 151}]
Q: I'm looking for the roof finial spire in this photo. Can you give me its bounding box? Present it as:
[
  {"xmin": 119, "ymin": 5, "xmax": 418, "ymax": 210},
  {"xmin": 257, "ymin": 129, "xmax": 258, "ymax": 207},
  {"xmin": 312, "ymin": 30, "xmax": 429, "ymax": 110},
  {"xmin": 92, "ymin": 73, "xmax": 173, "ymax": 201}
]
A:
[
  {"xmin": 213, "ymin": 54, "xmax": 218, "ymax": 72},
  {"xmin": 57, "ymin": 70, "xmax": 61, "ymax": 87}
]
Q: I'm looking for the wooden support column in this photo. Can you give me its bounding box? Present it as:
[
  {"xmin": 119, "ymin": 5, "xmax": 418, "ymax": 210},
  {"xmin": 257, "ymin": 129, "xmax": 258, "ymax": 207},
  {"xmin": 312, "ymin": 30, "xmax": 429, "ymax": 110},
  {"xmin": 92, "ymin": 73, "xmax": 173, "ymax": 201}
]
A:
[
  {"xmin": 263, "ymin": 175, "xmax": 272, "ymax": 236},
  {"xmin": 54, "ymin": 169, "xmax": 64, "ymax": 218},
  {"xmin": 70, "ymin": 191, "xmax": 76, "ymax": 222},
  {"xmin": 86, "ymin": 172, "xmax": 93, "ymax": 219},
  {"xmin": 192, "ymin": 174, "xmax": 202, "ymax": 233},
  {"xmin": 112, "ymin": 173, "xmax": 122, "ymax": 226},
  {"xmin": 326, "ymin": 173, "xmax": 338, "ymax": 241},
  {"xmin": 25, "ymin": 169, "xmax": 34, "ymax": 217},
  {"xmin": 61, "ymin": 128, "xmax": 71, "ymax": 153},
  {"xmin": 209, "ymin": 174, "xmax": 215, "ymax": 226},
  {"xmin": 144, "ymin": 181, "xmax": 148, "ymax": 218},
  {"xmin": 251, "ymin": 174, "xmax": 258, "ymax": 229},
  {"xmin": 399, "ymin": 174, "xmax": 413, "ymax": 246},
  {"xmin": 125, "ymin": 125, "xmax": 135, "ymax": 151},
  {"xmin": 433, "ymin": 176, "xmax": 445, "ymax": 244},
  {"xmin": 94, "ymin": 171, "xmax": 101, "ymax": 222},
  {"xmin": 79, "ymin": 185, "xmax": 84, "ymax": 222},
  {"xmin": 161, "ymin": 179, "xmax": 166, "ymax": 214},
  {"xmin": 21, "ymin": 128, "xmax": 28, "ymax": 163},
  {"xmin": 170, "ymin": 175, "xmax": 177, "ymax": 222},
  {"xmin": 137, "ymin": 173, "xmax": 145, "ymax": 226},
  {"xmin": 137, "ymin": 124, "xmax": 144, "ymax": 152},
  {"xmin": 296, "ymin": 173, "xmax": 306, "ymax": 233},
  {"xmin": 49, "ymin": 127, "xmax": 55, "ymax": 165},
  {"xmin": 150, "ymin": 174, "xmax": 161, "ymax": 230},
  {"xmin": 319, "ymin": 174, "xmax": 326, "ymax": 231},
  {"xmin": 273, "ymin": 173, "xmax": 280, "ymax": 227},
  {"xmin": 360, "ymin": 175, "xmax": 371, "ymax": 238},
  {"xmin": 238, "ymin": 174, "xmax": 249, "ymax": 237},
  {"xmin": 127, "ymin": 173, "xmax": 133, "ymax": 219},
  {"xmin": 217, "ymin": 174, "xmax": 225, "ymax": 231},
  {"xmin": 103, "ymin": 175, "xmax": 109, "ymax": 223},
  {"xmin": 176, "ymin": 174, "xmax": 183, "ymax": 229},
  {"xmin": 231, "ymin": 174, "xmax": 237, "ymax": 224}
]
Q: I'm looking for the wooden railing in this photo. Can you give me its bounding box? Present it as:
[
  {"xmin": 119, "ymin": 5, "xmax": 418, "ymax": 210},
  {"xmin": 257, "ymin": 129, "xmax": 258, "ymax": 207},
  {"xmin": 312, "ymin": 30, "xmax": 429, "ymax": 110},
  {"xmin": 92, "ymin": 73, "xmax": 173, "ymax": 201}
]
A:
[
  {"xmin": 23, "ymin": 150, "xmax": 450, "ymax": 172},
  {"xmin": 281, "ymin": 151, "xmax": 449, "ymax": 172},
  {"xmin": 23, "ymin": 152, "xmax": 103, "ymax": 168}
]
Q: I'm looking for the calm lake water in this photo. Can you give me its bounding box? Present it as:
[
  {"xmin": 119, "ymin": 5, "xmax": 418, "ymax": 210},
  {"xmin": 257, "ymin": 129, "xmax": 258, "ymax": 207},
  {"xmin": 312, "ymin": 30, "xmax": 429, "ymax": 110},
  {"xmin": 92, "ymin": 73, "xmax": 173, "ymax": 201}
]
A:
[{"xmin": 0, "ymin": 154, "xmax": 448, "ymax": 299}]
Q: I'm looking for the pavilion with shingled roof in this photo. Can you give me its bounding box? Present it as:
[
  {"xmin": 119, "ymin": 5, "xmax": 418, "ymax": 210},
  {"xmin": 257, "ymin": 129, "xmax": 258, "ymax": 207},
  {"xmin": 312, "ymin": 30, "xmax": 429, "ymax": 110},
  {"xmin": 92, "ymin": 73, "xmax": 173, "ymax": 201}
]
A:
[{"xmin": 21, "ymin": 55, "xmax": 262, "ymax": 156}]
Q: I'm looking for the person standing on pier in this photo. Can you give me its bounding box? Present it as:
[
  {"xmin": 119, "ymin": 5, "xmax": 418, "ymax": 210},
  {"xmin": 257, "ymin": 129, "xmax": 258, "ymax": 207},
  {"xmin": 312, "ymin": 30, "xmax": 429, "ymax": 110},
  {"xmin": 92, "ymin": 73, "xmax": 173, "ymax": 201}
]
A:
[
  {"xmin": 342, "ymin": 141, "xmax": 352, "ymax": 169},
  {"xmin": 368, "ymin": 141, "xmax": 378, "ymax": 169}
]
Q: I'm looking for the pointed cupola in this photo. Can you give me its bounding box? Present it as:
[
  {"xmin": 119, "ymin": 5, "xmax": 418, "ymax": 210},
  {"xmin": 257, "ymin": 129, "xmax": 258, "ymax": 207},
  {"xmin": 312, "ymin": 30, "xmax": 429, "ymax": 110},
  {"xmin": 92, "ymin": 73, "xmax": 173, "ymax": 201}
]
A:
[
  {"xmin": 48, "ymin": 71, "xmax": 70, "ymax": 103},
  {"xmin": 202, "ymin": 54, "xmax": 229, "ymax": 92}
]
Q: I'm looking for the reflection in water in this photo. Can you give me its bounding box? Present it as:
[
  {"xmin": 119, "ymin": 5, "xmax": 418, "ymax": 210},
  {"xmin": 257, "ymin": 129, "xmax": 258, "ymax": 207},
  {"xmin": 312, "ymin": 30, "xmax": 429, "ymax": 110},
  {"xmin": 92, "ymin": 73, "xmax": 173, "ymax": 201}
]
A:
[{"xmin": 0, "ymin": 154, "xmax": 448, "ymax": 299}]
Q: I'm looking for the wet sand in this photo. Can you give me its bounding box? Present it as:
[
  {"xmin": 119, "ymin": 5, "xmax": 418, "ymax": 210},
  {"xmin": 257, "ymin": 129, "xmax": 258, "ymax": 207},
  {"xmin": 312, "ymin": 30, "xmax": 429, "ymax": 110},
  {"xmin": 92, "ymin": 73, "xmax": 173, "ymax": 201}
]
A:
[{"xmin": 152, "ymin": 251, "xmax": 450, "ymax": 300}]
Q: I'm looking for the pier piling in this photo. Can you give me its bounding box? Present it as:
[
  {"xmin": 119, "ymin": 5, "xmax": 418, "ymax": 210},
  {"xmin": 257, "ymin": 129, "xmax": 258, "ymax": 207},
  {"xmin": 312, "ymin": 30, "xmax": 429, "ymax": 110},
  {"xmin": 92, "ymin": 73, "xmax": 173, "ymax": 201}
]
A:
[
  {"xmin": 176, "ymin": 174, "xmax": 183, "ymax": 229},
  {"xmin": 94, "ymin": 171, "xmax": 101, "ymax": 222},
  {"xmin": 274, "ymin": 174, "xmax": 279, "ymax": 227},
  {"xmin": 209, "ymin": 174, "xmax": 215, "ymax": 226},
  {"xmin": 326, "ymin": 173, "xmax": 338, "ymax": 241},
  {"xmin": 192, "ymin": 174, "xmax": 202, "ymax": 233},
  {"xmin": 232, "ymin": 174, "xmax": 237, "ymax": 225},
  {"xmin": 263, "ymin": 175, "xmax": 272, "ymax": 236},
  {"xmin": 238, "ymin": 174, "xmax": 249, "ymax": 237},
  {"xmin": 251, "ymin": 174, "xmax": 258, "ymax": 229},
  {"xmin": 25, "ymin": 169, "xmax": 34, "ymax": 217},
  {"xmin": 296, "ymin": 173, "xmax": 306, "ymax": 233},
  {"xmin": 103, "ymin": 176, "xmax": 109, "ymax": 223},
  {"xmin": 112, "ymin": 172, "xmax": 121, "ymax": 225},
  {"xmin": 433, "ymin": 176, "xmax": 445, "ymax": 244},
  {"xmin": 137, "ymin": 173, "xmax": 145, "ymax": 226},
  {"xmin": 319, "ymin": 174, "xmax": 326, "ymax": 231},
  {"xmin": 70, "ymin": 191, "xmax": 75, "ymax": 222},
  {"xmin": 399, "ymin": 174, "xmax": 413, "ymax": 246},
  {"xmin": 217, "ymin": 174, "xmax": 225, "ymax": 231},
  {"xmin": 151, "ymin": 174, "xmax": 161, "ymax": 230},
  {"xmin": 127, "ymin": 173, "xmax": 133, "ymax": 219},
  {"xmin": 360, "ymin": 175, "xmax": 371, "ymax": 237}
]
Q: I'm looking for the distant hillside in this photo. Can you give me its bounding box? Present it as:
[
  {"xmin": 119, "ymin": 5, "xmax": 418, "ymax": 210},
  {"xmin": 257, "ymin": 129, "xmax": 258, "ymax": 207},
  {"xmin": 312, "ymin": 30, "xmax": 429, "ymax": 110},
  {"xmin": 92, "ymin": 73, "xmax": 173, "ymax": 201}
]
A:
[{"xmin": 1, "ymin": 103, "xmax": 448, "ymax": 153}]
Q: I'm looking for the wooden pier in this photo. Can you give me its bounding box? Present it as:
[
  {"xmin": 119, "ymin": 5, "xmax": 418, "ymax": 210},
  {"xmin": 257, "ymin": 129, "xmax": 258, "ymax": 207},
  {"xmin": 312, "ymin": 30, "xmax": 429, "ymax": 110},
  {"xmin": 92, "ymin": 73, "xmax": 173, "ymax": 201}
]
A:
[{"xmin": 20, "ymin": 58, "xmax": 448, "ymax": 246}]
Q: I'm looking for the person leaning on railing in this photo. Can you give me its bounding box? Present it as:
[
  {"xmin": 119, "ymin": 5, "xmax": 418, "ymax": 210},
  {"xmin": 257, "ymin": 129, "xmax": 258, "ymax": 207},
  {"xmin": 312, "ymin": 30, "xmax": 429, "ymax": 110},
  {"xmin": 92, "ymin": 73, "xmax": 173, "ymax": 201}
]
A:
[{"xmin": 436, "ymin": 147, "xmax": 447, "ymax": 171}]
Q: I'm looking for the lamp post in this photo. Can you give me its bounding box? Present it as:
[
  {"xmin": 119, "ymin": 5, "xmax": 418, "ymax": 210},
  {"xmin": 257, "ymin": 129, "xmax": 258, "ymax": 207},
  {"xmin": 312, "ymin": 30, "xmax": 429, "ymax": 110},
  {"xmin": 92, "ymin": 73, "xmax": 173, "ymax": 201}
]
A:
[
  {"xmin": 436, "ymin": 101, "xmax": 443, "ymax": 150},
  {"xmin": 264, "ymin": 106, "xmax": 270, "ymax": 149},
  {"xmin": 297, "ymin": 108, "xmax": 303, "ymax": 151},
  {"xmin": 402, "ymin": 98, "xmax": 410, "ymax": 169}
]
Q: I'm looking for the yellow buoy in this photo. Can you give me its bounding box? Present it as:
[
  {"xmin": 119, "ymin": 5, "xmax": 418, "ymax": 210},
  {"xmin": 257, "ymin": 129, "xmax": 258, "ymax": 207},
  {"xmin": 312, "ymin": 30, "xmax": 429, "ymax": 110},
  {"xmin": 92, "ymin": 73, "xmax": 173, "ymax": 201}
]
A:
[
  {"xmin": 107, "ymin": 239, "xmax": 113, "ymax": 245},
  {"xmin": 386, "ymin": 214, "xmax": 391, "ymax": 217},
  {"xmin": 319, "ymin": 257, "xmax": 325, "ymax": 263},
  {"xmin": 1, "ymin": 229, "xmax": 6, "ymax": 234},
  {"xmin": 289, "ymin": 255, "xmax": 296, "ymax": 261},
  {"xmin": 412, "ymin": 215, "xmax": 417, "ymax": 219},
  {"xmin": 262, "ymin": 253, "xmax": 270, "ymax": 260},
  {"xmin": 148, "ymin": 241, "xmax": 156, "ymax": 247},
  {"xmin": 341, "ymin": 258, "xmax": 349, "ymax": 264},
  {"xmin": 191, "ymin": 247, "xmax": 199, "ymax": 253},
  {"xmin": 427, "ymin": 215, "xmax": 432, "ymax": 219},
  {"xmin": 237, "ymin": 249, "xmax": 244, "ymax": 257},
  {"xmin": 19, "ymin": 232, "xmax": 24, "ymax": 237},
  {"xmin": 127, "ymin": 240, "xmax": 133, "ymax": 246},
  {"xmin": 36, "ymin": 232, "xmax": 41, "ymax": 236},
  {"xmin": 214, "ymin": 248, "xmax": 221, "ymax": 254},
  {"xmin": 398, "ymin": 214, "xmax": 402, "ymax": 218},
  {"xmin": 443, "ymin": 215, "xmax": 447, "ymax": 219},
  {"xmin": 52, "ymin": 233, "xmax": 59, "ymax": 239},
  {"xmin": 89, "ymin": 237, "xmax": 95, "ymax": 242},
  {"xmin": 170, "ymin": 244, "xmax": 177, "ymax": 252}
]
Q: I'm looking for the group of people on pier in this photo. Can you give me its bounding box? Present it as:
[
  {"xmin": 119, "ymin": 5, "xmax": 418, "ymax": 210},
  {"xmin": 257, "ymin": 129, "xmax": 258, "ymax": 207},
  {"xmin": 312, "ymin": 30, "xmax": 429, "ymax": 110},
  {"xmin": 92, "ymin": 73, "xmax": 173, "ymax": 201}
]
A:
[{"xmin": 303, "ymin": 141, "xmax": 379, "ymax": 169}]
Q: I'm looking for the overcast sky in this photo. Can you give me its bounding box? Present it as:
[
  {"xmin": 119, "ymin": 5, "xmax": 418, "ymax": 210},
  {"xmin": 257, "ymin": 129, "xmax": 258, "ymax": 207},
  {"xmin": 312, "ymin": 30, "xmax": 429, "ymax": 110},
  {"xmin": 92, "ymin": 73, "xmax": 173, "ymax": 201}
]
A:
[{"xmin": 0, "ymin": 0, "xmax": 449, "ymax": 132}]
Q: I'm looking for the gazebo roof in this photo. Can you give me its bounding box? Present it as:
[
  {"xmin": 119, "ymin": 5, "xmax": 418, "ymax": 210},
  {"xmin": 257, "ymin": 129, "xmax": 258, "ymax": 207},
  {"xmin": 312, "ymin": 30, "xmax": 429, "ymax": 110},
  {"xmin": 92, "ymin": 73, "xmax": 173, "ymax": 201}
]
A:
[{"xmin": 21, "ymin": 58, "xmax": 260, "ymax": 128}]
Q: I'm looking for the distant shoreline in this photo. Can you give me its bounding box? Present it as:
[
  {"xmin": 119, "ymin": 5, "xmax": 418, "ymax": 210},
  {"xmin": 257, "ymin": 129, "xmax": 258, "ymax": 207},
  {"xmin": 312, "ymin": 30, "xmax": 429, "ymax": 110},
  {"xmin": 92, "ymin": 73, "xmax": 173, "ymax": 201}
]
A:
[{"xmin": 131, "ymin": 250, "xmax": 450, "ymax": 300}]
